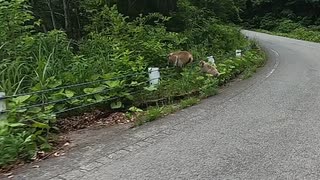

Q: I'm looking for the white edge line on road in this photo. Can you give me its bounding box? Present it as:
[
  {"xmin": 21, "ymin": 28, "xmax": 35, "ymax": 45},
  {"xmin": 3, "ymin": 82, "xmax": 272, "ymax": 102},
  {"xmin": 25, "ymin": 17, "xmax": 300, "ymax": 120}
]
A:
[
  {"xmin": 266, "ymin": 48, "xmax": 280, "ymax": 78},
  {"xmin": 219, "ymin": 45, "xmax": 281, "ymax": 104}
]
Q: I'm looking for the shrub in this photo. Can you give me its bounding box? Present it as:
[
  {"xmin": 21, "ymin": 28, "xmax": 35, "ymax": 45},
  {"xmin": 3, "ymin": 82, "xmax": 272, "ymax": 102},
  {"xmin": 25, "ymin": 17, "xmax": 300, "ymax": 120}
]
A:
[
  {"xmin": 275, "ymin": 19, "xmax": 301, "ymax": 33},
  {"xmin": 259, "ymin": 14, "xmax": 278, "ymax": 31}
]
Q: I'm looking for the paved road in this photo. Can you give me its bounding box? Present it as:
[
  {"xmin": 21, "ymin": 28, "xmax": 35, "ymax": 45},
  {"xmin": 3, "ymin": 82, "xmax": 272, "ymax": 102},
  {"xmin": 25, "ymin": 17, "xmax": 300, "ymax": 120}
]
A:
[{"xmin": 9, "ymin": 31, "xmax": 320, "ymax": 180}]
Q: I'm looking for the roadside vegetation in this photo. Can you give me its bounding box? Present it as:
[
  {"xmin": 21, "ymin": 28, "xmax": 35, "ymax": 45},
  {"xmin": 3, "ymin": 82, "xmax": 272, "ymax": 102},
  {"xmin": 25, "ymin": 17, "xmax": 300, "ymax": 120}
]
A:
[
  {"xmin": 242, "ymin": 0, "xmax": 320, "ymax": 43},
  {"xmin": 0, "ymin": 0, "xmax": 266, "ymax": 169},
  {"xmin": 133, "ymin": 47, "xmax": 265, "ymax": 127},
  {"xmin": 255, "ymin": 20, "xmax": 320, "ymax": 43}
]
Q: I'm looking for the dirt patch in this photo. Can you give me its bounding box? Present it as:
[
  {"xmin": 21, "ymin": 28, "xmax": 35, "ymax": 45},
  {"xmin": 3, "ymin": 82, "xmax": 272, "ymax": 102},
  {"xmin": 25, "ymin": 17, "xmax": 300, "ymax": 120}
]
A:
[{"xmin": 57, "ymin": 110, "xmax": 134, "ymax": 132}]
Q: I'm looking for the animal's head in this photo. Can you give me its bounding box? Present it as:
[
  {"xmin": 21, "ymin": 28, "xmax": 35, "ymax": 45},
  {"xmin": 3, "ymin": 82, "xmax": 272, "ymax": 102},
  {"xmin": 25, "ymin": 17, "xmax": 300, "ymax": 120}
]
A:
[
  {"xmin": 215, "ymin": 71, "xmax": 221, "ymax": 77},
  {"xmin": 199, "ymin": 60, "xmax": 206, "ymax": 67},
  {"xmin": 167, "ymin": 52, "xmax": 178, "ymax": 65}
]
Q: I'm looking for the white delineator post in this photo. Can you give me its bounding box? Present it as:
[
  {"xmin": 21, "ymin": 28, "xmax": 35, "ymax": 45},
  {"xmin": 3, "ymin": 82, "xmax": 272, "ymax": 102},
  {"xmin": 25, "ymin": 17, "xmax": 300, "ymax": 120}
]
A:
[
  {"xmin": 148, "ymin": 67, "xmax": 160, "ymax": 86},
  {"xmin": 0, "ymin": 92, "xmax": 6, "ymax": 120},
  {"xmin": 207, "ymin": 56, "xmax": 215, "ymax": 64},
  {"xmin": 236, "ymin": 50, "xmax": 242, "ymax": 57}
]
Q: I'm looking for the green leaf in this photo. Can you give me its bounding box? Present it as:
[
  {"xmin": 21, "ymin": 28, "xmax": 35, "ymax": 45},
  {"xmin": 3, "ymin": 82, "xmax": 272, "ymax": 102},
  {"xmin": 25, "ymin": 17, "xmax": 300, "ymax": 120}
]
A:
[
  {"xmin": 50, "ymin": 89, "xmax": 65, "ymax": 100},
  {"xmin": 0, "ymin": 120, "xmax": 8, "ymax": 128},
  {"xmin": 0, "ymin": 128, "xmax": 8, "ymax": 136},
  {"xmin": 65, "ymin": 90, "xmax": 74, "ymax": 98},
  {"xmin": 31, "ymin": 121, "xmax": 49, "ymax": 129},
  {"xmin": 86, "ymin": 98, "xmax": 95, "ymax": 103},
  {"xmin": 130, "ymin": 81, "xmax": 138, "ymax": 85},
  {"xmin": 17, "ymin": 108, "xmax": 27, "ymax": 113},
  {"xmin": 84, "ymin": 88, "xmax": 94, "ymax": 94},
  {"xmin": 45, "ymin": 105, "xmax": 54, "ymax": 111},
  {"xmin": 129, "ymin": 106, "xmax": 143, "ymax": 112},
  {"xmin": 8, "ymin": 123, "xmax": 25, "ymax": 127},
  {"xmin": 111, "ymin": 101, "xmax": 122, "ymax": 109},
  {"xmin": 48, "ymin": 79, "xmax": 62, "ymax": 88},
  {"xmin": 106, "ymin": 80, "xmax": 122, "ymax": 88},
  {"xmin": 84, "ymin": 86, "xmax": 106, "ymax": 94},
  {"xmin": 125, "ymin": 93, "xmax": 134, "ymax": 100},
  {"xmin": 28, "ymin": 107, "xmax": 42, "ymax": 113},
  {"xmin": 31, "ymin": 83, "xmax": 41, "ymax": 91},
  {"xmin": 94, "ymin": 94, "xmax": 104, "ymax": 102},
  {"xmin": 102, "ymin": 73, "xmax": 115, "ymax": 80},
  {"xmin": 24, "ymin": 135, "xmax": 36, "ymax": 144},
  {"xmin": 40, "ymin": 143, "xmax": 52, "ymax": 151},
  {"xmin": 50, "ymin": 117, "xmax": 57, "ymax": 123},
  {"xmin": 38, "ymin": 135, "xmax": 47, "ymax": 143},
  {"xmin": 52, "ymin": 126, "xmax": 60, "ymax": 131},
  {"xmin": 34, "ymin": 130, "xmax": 43, "ymax": 136},
  {"xmin": 90, "ymin": 74, "xmax": 100, "ymax": 81},
  {"xmin": 12, "ymin": 95, "xmax": 31, "ymax": 104},
  {"xmin": 196, "ymin": 76, "xmax": 205, "ymax": 80},
  {"xmin": 144, "ymin": 86, "xmax": 158, "ymax": 91},
  {"xmin": 69, "ymin": 99, "xmax": 82, "ymax": 105}
]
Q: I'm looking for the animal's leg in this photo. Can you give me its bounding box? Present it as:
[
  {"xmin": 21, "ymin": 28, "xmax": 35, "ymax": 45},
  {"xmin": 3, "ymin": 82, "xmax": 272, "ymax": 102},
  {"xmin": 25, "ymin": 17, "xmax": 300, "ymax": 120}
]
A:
[{"xmin": 174, "ymin": 57, "xmax": 179, "ymax": 67}]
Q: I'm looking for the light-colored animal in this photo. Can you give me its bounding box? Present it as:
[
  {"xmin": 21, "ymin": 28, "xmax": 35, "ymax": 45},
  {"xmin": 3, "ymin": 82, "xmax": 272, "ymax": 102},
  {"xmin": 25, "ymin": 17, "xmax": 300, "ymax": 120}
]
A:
[
  {"xmin": 168, "ymin": 51, "xmax": 194, "ymax": 67},
  {"xmin": 199, "ymin": 60, "xmax": 220, "ymax": 77}
]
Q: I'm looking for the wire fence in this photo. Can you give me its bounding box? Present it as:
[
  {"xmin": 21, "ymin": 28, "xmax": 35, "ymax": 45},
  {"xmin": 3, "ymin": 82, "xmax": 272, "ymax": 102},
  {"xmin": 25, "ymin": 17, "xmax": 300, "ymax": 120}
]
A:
[
  {"xmin": 0, "ymin": 67, "xmax": 176, "ymax": 115},
  {"xmin": 0, "ymin": 47, "xmax": 252, "ymax": 120}
]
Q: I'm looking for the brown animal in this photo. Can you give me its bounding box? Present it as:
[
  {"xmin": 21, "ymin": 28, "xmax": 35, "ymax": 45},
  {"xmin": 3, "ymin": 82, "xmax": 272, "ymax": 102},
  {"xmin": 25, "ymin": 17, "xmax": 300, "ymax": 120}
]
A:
[
  {"xmin": 168, "ymin": 51, "xmax": 194, "ymax": 67},
  {"xmin": 199, "ymin": 60, "xmax": 220, "ymax": 77}
]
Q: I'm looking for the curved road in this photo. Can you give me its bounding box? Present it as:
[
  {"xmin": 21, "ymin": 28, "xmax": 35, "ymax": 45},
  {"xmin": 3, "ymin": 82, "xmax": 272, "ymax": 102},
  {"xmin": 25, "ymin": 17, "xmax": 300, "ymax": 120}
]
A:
[{"xmin": 12, "ymin": 31, "xmax": 320, "ymax": 180}]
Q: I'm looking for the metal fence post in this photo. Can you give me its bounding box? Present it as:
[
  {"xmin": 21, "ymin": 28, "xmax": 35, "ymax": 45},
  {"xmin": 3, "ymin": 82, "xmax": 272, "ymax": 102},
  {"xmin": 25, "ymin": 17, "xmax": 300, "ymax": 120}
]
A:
[
  {"xmin": 0, "ymin": 92, "xmax": 6, "ymax": 120},
  {"xmin": 236, "ymin": 50, "xmax": 242, "ymax": 57},
  {"xmin": 148, "ymin": 67, "xmax": 160, "ymax": 86},
  {"xmin": 207, "ymin": 56, "xmax": 215, "ymax": 65}
]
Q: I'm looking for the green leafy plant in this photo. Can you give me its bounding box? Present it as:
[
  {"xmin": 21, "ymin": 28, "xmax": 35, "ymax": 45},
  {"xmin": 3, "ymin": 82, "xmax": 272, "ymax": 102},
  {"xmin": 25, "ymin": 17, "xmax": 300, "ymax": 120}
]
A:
[{"xmin": 180, "ymin": 97, "xmax": 200, "ymax": 108}]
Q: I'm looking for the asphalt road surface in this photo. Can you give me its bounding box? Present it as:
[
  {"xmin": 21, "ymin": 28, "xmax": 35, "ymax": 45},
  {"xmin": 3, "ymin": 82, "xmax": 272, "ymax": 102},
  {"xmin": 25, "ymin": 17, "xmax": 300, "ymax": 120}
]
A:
[{"xmin": 11, "ymin": 30, "xmax": 320, "ymax": 180}]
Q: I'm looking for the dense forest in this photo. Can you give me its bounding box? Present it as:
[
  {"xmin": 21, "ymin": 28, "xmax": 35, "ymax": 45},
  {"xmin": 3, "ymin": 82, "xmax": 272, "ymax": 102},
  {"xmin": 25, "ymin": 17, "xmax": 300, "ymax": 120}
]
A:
[
  {"xmin": 0, "ymin": 0, "xmax": 319, "ymax": 169},
  {"xmin": 5, "ymin": 0, "xmax": 319, "ymax": 38},
  {"xmin": 243, "ymin": 0, "xmax": 320, "ymax": 41},
  {"xmin": 244, "ymin": 0, "xmax": 320, "ymax": 29}
]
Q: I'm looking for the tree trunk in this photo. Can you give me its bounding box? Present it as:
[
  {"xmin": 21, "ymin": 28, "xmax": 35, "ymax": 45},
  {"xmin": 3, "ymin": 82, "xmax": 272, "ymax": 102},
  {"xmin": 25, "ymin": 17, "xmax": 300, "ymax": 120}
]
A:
[
  {"xmin": 42, "ymin": 24, "xmax": 48, "ymax": 33},
  {"xmin": 75, "ymin": 5, "xmax": 81, "ymax": 39},
  {"xmin": 62, "ymin": 0, "xmax": 70, "ymax": 32},
  {"xmin": 47, "ymin": 0, "xmax": 57, "ymax": 29}
]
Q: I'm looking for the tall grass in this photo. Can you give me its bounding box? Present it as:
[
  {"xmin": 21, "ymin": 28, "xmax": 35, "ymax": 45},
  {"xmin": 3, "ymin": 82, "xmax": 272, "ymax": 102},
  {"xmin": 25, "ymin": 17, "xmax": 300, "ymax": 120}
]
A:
[{"xmin": 0, "ymin": 61, "xmax": 28, "ymax": 95}]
